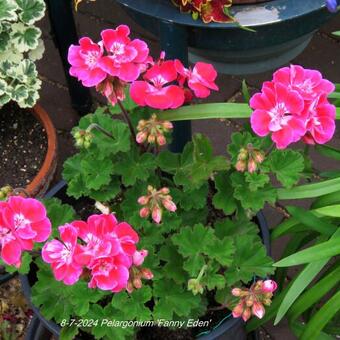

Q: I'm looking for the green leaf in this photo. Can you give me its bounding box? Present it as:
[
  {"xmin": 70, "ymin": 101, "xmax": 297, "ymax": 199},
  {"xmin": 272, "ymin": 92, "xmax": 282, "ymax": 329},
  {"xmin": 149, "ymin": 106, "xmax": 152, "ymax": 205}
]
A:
[
  {"xmin": 60, "ymin": 326, "xmax": 79, "ymax": 340},
  {"xmin": 156, "ymin": 150, "xmax": 180, "ymax": 173},
  {"xmin": 113, "ymin": 149, "xmax": 155, "ymax": 186},
  {"xmin": 15, "ymin": 0, "xmax": 46, "ymax": 25},
  {"xmin": 241, "ymin": 79, "xmax": 250, "ymax": 103},
  {"xmin": 214, "ymin": 218, "xmax": 259, "ymax": 239},
  {"xmin": 174, "ymin": 134, "xmax": 228, "ymax": 190},
  {"xmin": 300, "ymin": 290, "xmax": 340, "ymax": 340},
  {"xmin": 32, "ymin": 263, "xmax": 106, "ymax": 323},
  {"xmin": 202, "ymin": 262, "xmax": 226, "ymax": 290},
  {"xmin": 157, "ymin": 103, "xmax": 252, "ymax": 121},
  {"xmin": 286, "ymin": 206, "xmax": 337, "ymax": 237},
  {"xmin": 274, "ymin": 238, "xmax": 340, "ymax": 267},
  {"xmin": 268, "ymin": 149, "xmax": 304, "ymax": 188},
  {"xmin": 111, "ymin": 286, "xmax": 152, "ymax": 321},
  {"xmin": 288, "ymin": 264, "xmax": 340, "ymax": 322},
  {"xmin": 274, "ymin": 259, "xmax": 328, "ymax": 325},
  {"xmin": 0, "ymin": 0, "xmax": 18, "ymax": 21},
  {"xmin": 153, "ymin": 280, "xmax": 203, "ymax": 320},
  {"xmin": 205, "ymin": 237, "xmax": 235, "ymax": 266},
  {"xmin": 278, "ymin": 177, "xmax": 340, "ymax": 200},
  {"xmin": 109, "ymin": 86, "xmax": 138, "ymax": 114},
  {"xmin": 311, "ymin": 190, "xmax": 340, "ymax": 209},
  {"xmin": 245, "ymin": 172, "xmax": 270, "ymax": 191},
  {"xmin": 231, "ymin": 172, "xmax": 276, "ymax": 211},
  {"xmin": 315, "ymin": 144, "xmax": 340, "ymax": 161},
  {"xmin": 11, "ymin": 23, "xmax": 41, "ymax": 52},
  {"xmin": 314, "ymin": 204, "xmax": 340, "ymax": 217},
  {"xmin": 212, "ymin": 171, "xmax": 237, "ymax": 215},
  {"xmin": 225, "ymin": 235, "xmax": 274, "ymax": 285},
  {"xmin": 172, "ymin": 183, "xmax": 208, "ymax": 211},
  {"xmin": 77, "ymin": 112, "xmax": 131, "ymax": 158},
  {"xmin": 159, "ymin": 243, "xmax": 187, "ymax": 284},
  {"xmin": 42, "ymin": 198, "xmax": 76, "ymax": 237}
]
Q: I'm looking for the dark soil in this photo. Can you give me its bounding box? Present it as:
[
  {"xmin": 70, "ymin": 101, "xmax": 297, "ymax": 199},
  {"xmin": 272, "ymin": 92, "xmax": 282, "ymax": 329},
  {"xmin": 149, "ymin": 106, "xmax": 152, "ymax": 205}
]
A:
[{"xmin": 0, "ymin": 103, "xmax": 48, "ymax": 189}]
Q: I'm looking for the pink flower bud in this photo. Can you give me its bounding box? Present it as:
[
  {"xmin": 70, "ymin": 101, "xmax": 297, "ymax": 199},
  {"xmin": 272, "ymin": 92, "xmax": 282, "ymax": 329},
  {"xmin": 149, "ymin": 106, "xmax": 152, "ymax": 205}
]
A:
[
  {"xmin": 253, "ymin": 150, "xmax": 265, "ymax": 164},
  {"xmin": 242, "ymin": 307, "xmax": 252, "ymax": 322},
  {"xmin": 157, "ymin": 134, "xmax": 166, "ymax": 146},
  {"xmin": 136, "ymin": 131, "xmax": 147, "ymax": 144},
  {"xmin": 138, "ymin": 196, "xmax": 149, "ymax": 205},
  {"xmin": 231, "ymin": 288, "xmax": 242, "ymax": 297},
  {"xmin": 141, "ymin": 268, "xmax": 154, "ymax": 280},
  {"xmin": 152, "ymin": 205, "xmax": 162, "ymax": 224},
  {"xmin": 162, "ymin": 121, "xmax": 173, "ymax": 130},
  {"xmin": 158, "ymin": 187, "xmax": 169, "ymax": 195},
  {"xmin": 133, "ymin": 249, "xmax": 148, "ymax": 266},
  {"xmin": 162, "ymin": 198, "xmax": 177, "ymax": 212},
  {"xmin": 139, "ymin": 207, "xmax": 150, "ymax": 218},
  {"xmin": 261, "ymin": 280, "xmax": 278, "ymax": 293},
  {"xmin": 232, "ymin": 302, "xmax": 244, "ymax": 318},
  {"xmin": 147, "ymin": 134, "xmax": 156, "ymax": 143},
  {"xmin": 133, "ymin": 277, "xmax": 142, "ymax": 289},
  {"xmin": 247, "ymin": 158, "xmax": 257, "ymax": 173},
  {"xmin": 235, "ymin": 160, "xmax": 246, "ymax": 172},
  {"xmin": 252, "ymin": 301, "xmax": 265, "ymax": 319},
  {"xmin": 126, "ymin": 281, "xmax": 134, "ymax": 293}
]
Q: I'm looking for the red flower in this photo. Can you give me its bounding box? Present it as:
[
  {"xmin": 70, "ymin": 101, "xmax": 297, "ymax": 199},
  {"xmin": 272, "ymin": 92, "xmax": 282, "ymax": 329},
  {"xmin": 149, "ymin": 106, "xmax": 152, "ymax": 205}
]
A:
[
  {"xmin": 175, "ymin": 60, "xmax": 219, "ymax": 98},
  {"xmin": 130, "ymin": 60, "xmax": 185, "ymax": 109}
]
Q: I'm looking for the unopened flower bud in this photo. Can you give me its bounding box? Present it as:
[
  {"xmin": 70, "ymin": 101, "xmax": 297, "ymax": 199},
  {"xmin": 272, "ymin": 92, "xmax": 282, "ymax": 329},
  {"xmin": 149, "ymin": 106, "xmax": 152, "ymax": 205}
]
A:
[
  {"xmin": 159, "ymin": 187, "xmax": 170, "ymax": 195},
  {"xmin": 83, "ymin": 140, "xmax": 92, "ymax": 149},
  {"xmin": 152, "ymin": 205, "xmax": 162, "ymax": 224},
  {"xmin": 138, "ymin": 196, "xmax": 149, "ymax": 205},
  {"xmin": 262, "ymin": 298, "xmax": 272, "ymax": 306},
  {"xmin": 126, "ymin": 281, "xmax": 134, "ymax": 293},
  {"xmin": 188, "ymin": 279, "xmax": 204, "ymax": 295},
  {"xmin": 133, "ymin": 277, "xmax": 143, "ymax": 289},
  {"xmin": 252, "ymin": 301, "xmax": 265, "ymax": 319},
  {"xmin": 136, "ymin": 131, "xmax": 147, "ymax": 144},
  {"xmin": 253, "ymin": 150, "xmax": 265, "ymax": 164},
  {"xmin": 162, "ymin": 198, "xmax": 177, "ymax": 212},
  {"xmin": 247, "ymin": 158, "xmax": 257, "ymax": 173},
  {"xmin": 261, "ymin": 280, "xmax": 278, "ymax": 293},
  {"xmin": 133, "ymin": 250, "xmax": 148, "ymax": 266},
  {"xmin": 141, "ymin": 268, "xmax": 154, "ymax": 280},
  {"xmin": 238, "ymin": 148, "xmax": 248, "ymax": 161},
  {"xmin": 242, "ymin": 307, "xmax": 252, "ymax": 322},
  {"xmin": 156, "ymin": 134, "xmax": 166, "ymax": 146},
  {"xmin": 236, "ymin": 160, "xmax": 247, "ymax": 172},
  {"xmin": 139, "ymin": 207, "xmax": 150, "ymax": 218},
  {"xmin": 245, "ymin": 295, "xmax": 254, "ymax": 307},
  {"xmin": 231, "ymin": 288, "xmax": 242, "ymax": 297},
  {"xmin": 232, "ymin": 302, "xmax": 244, "ymax": 318},
  {"xmin": 147, "ymin": 134, "xmax": 156, "ymax": 144},
  {"xmin": 162, "ymin": 121, "xmax": 173, "ymax": 130}
]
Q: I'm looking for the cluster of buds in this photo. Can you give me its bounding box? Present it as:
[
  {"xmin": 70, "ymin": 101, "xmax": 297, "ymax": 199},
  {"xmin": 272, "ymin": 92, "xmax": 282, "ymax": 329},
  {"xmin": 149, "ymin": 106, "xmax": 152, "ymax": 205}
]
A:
[
  {"xmin": 0, "ymin": 186, "xmax": 13, "ymax": 200},
  {"xmin": 126, "ymin": 249, "xmax": 153, "ymax": 293},
  {"xmin": 73, "ymin": 128, "xmax": 93, "ymax": 149},
  {"xmin": 138, "ymin": 186, "xmax": 177, "ymax": 224},
  {"xmin": 235, "ymin": 144, "xmax": 265, "ymax": 173},
  {"xmin": 231, "ymin": 280, "xmax": 277, "ymax": 322},
  {"xmin": 136, "ymin": 114, "xmax": 173, "ymax": 146}
]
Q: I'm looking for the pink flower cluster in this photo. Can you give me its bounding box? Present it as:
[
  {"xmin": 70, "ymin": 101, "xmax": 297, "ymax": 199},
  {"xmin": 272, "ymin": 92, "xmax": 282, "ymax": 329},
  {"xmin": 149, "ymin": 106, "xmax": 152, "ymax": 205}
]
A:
[
  {"xmin": 68, "ymin": 25, "xmax": 219, "ymax": 109},
  {"xmin": 250, "ymin": 65, "xmax": 336, "ymax": 149},
  {"xmin": 42, "ymin": 214, "xmax": 149, "ymax": 292},
  {"xmin": 0, "ymin": 196, "xmax": 51, "ymax": 267}
]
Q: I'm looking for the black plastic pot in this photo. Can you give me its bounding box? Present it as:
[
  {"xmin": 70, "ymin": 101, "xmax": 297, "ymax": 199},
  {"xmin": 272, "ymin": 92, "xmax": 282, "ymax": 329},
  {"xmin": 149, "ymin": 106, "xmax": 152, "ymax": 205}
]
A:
[
  {"xmin": 115, "ymin": 0, "xmax": 334, "ymax": 74},
  {"xmin": 21, "ymin": 181, "xmax": 271, "ymax": 340},
  {"xmin": 0, "ymin": 271, "xmax": 17, "ymax": 284}
]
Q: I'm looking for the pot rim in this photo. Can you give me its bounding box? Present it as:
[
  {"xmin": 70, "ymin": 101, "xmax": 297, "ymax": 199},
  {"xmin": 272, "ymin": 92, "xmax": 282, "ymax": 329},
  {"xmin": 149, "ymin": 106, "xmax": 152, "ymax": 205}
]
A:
[
  {"xmin": 25, "ymin": 104, "xmax": 58, "ymax": 198},
  {"xmin": 115, "ymin": 0, "xmax": 330, "ymax": 28}
]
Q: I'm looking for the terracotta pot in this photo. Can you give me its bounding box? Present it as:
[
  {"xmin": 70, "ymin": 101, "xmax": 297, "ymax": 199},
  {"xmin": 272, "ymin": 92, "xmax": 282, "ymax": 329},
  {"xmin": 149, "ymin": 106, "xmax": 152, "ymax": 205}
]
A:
[{"xmin": 25, "ymin": 104, "xmax": 58, "ymax": 198}]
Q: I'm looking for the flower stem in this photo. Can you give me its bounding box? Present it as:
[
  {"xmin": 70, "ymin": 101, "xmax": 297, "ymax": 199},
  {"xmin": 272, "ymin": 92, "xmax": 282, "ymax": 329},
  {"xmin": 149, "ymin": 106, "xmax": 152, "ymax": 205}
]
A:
[
  {"xmin": 86, "ymin": 123, "xmax": 115, "ymax": 140},
  {"xmin": 117, "ymin": 99, "xmax": 137, "ymax": 144}
]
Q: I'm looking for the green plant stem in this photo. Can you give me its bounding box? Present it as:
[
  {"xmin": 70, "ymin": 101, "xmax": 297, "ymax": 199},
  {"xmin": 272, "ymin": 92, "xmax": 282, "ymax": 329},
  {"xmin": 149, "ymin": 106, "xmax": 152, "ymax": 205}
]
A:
[
  {"xmin": 86, "ymin": 123, "xmax": 115, "ymax": 140},
  {"xmin": 117, "ymin": 99, "xmax": 137, "ymax": 144}
]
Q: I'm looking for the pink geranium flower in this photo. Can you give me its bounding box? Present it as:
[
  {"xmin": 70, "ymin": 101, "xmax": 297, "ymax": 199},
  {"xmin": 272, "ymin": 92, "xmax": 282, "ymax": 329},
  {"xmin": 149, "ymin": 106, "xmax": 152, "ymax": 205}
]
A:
[
  {"xmin": 42, "ymin": 224, "xmax": 83, "ymax": 285},
  {"xmin": 130, "ymin": 60, "xmax": 185, "ymax": 109},
  {"xmin": 303, "ymin": 94, "xmax": 336, "ymax": 145},
  {"xmin": 0, "ymin": 197, "xmax": 51, "ymax": 267},
  {"xmin": 273, "ymin": 65, "xmax": 335, "ymax": 100},
  {"xmin": 250, "ymin": 81, "xmax": 306, "ymax": 149},
  {"xmin": 99, "ymin": 25, "xmax": 149, "ymax": 82},
  {"xmin": 175, "ymin": 60, "xmax": 219, "ymax": 98},
  {"xmin": 68, "ymin": 37, "xmax": 107, "ymax": 87},
  {"xmin": 88, "ymin": 254, "xmax": 130, "ymax": 292}
]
